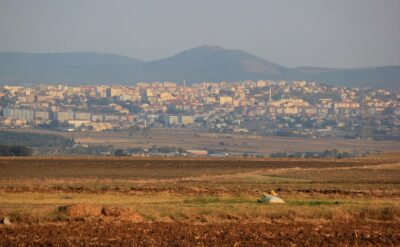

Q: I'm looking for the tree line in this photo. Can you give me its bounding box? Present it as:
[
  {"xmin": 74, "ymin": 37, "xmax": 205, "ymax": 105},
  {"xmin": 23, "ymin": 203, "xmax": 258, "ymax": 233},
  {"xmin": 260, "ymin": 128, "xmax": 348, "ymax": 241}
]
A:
[
  {"xmin": 0, "ymin": 131, "xmax": 74, "ymax": 155},
  {"xmin": 0, "ymin": 145, "xmax": 32, "ymax": 156},
  {"xmin": 0, "ymin": 131, "xmax": 74, "ymax": 148}
]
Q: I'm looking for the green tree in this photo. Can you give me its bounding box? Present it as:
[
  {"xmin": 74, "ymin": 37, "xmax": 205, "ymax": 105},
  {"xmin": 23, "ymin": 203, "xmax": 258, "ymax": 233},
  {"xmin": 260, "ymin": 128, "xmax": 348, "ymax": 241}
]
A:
[{"xmin": 114, "ymin": 149, "xmax": 125, "ymax": 156}]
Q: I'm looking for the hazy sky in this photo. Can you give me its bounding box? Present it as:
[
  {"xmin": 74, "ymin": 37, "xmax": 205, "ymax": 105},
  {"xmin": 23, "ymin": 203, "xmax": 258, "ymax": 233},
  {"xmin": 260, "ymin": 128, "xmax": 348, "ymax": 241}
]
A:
[{"xmin": 0, "ymin": 0, "xmax": 399, "ymax": 68}]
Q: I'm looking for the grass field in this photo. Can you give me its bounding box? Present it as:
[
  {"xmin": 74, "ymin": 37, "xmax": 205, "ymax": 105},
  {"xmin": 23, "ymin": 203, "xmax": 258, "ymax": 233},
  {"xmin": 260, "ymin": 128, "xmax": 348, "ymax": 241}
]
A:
[{"xmin": 0, "ymin": 155, "xmax": 399, "ymax": 245}]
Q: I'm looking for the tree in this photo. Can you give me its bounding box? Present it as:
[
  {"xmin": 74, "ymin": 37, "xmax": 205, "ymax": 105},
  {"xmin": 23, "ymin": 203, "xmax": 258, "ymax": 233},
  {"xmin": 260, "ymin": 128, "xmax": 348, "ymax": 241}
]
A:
[
  {"xmin": 10, "ymin": 146, "xmax": 32, "ymax": 156},
  {"xmin": 178, "ymin": 147, "xmax": 185, "ymax": 153},
  {"xmin": 0, "ymin": 145, "xmax": 32, "ymax": 156},
  {"xmin": 114, "ymin": 149, "xmax": 125, "ymax": 156},
  {"xmin": 149, "ymin": 145, "xmax": 158, "ymax": 153}
]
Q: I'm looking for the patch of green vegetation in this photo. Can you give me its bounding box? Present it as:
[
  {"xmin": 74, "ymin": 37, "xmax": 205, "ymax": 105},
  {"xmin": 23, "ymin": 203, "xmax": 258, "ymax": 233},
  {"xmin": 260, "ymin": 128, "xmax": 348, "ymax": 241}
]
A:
[
  {"xmin": 183, "ymin": 196, "xmax": 220, "ymax": 204},
  {"xmin": 183, "ymin": 196, "xmax": 254, "ymax": 205},
  {"xmin": 0, "ymin": 130, "xmax": 74, "ymax": 149},
  {"xmin": 198, "ymin": 208, "xmax": 213, "ymax": 215},
  {"xmin": 263, "ymin": 175, "xmax": 310, "ymax": 182},
  {"xmin": 287, "ymin": 200, "xmax": 341, "ymax": 206}
]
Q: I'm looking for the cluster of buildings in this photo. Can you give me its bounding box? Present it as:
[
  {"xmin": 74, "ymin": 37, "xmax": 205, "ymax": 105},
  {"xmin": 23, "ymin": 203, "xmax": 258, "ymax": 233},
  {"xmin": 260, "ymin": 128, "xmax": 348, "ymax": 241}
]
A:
[{"xmin": 0, "ymin": 80, "xmax": 399, "ymax": 139}]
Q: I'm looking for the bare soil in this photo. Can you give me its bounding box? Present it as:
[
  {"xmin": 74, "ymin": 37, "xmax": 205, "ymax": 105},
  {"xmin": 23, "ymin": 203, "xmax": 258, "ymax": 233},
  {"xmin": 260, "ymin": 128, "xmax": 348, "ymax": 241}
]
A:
[
  {"xmin": 1, "ymin": 221, "xmax": 399, "ymax": 246},
  {"xmin": 0, "ymin": 156, "xmax": 399, "ymax": 246}
]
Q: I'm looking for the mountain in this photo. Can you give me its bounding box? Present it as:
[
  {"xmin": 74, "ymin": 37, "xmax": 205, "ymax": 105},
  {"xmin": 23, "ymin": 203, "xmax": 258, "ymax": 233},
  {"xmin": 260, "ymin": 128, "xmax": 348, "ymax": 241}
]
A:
[
  {"xmin": 132, "ymin": 45, "xmax": 299, "ymax": 82},
  {"xmin": 0, "ymin": 47, "xmax": 399, "ymax": 89},
  {"xmin": 0, "ymin": 52, "xmax": 143, "ymax": 84},
  {"xmin": 296, "ymin": 66, "xmax": 400, "ymax": 88}
]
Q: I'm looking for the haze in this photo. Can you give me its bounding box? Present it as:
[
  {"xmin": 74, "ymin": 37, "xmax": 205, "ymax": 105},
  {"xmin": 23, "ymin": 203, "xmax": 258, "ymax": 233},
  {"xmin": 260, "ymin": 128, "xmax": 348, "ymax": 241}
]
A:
[{"xmin": 0, "ymin": 0, "xmax": 399, "ymax": 68}]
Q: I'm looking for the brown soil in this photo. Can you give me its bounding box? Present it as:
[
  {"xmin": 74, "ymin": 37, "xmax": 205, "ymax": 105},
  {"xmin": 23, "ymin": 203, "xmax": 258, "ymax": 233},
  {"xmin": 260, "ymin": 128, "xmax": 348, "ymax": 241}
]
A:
[
  {"xmin": 1, "ymin": 221, "xmax": 399, "ymax": 246},
  {"xmin": 1, "ymin": 156, "xmax": 399, "ymax": 245},
  {"xmin": 0, "ymin": 158, "xmax": 386, "ymax": 179}
]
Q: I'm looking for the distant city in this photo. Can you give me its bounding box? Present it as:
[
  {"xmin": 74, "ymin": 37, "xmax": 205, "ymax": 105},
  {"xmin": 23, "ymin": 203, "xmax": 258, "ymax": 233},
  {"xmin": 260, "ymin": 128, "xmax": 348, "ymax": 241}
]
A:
[{"xmin": 1, "ymin": 80, "xmax": 399, "ymax": 141}]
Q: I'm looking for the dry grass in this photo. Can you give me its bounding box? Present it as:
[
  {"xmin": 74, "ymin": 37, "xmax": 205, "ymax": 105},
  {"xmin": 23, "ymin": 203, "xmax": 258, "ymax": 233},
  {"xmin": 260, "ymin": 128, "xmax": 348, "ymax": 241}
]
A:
[
  {"xmin": 61, "ymin": 203, "xmax": 103, "ymax": 217},
  {"xmin": 0, "ymin": 155, "xmax": 399, "ymax": 224},
  {"xmin": 0, "ymin": 191, "xmax": 399, "ymax": 223}
]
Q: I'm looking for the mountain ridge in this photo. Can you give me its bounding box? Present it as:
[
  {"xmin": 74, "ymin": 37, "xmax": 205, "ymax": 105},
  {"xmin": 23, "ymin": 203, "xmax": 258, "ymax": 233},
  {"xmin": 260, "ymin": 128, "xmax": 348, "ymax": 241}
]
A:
[{"xmin": 0, "ymin": 46, "xmax": 399, "ymax": 89}]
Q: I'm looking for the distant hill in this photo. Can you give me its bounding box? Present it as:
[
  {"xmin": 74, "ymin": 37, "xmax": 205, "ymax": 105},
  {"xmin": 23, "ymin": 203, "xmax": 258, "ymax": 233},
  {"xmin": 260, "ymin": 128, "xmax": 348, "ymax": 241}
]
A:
[
  {"xmin": 296, "ymin": 66, "xmax": 400, "ymax": 88},
  {"xmin": 0, "ymin": 52, "xmax": 143, "ymax": 84},
  {"xmin": 132, "ymin": 45, "xmax": 299, "ymax": 82},
  {"xmin": 0, "ymin": 47, "xmax": 399, "ymax": 89}
]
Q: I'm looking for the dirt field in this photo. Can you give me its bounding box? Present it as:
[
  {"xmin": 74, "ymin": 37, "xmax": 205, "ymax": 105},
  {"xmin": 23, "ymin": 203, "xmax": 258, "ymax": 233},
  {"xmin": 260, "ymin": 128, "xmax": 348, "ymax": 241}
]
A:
[
  {"xmin": 1, "ymin": 221, "xmax": 399, "ymax": 246},
  {"xmin": 8, "ymin": 127, "xmax": 400, "ymax": 154},
  {"xmin": 0, "ymin": 156, "xmax": 399, "ymax": 246}
]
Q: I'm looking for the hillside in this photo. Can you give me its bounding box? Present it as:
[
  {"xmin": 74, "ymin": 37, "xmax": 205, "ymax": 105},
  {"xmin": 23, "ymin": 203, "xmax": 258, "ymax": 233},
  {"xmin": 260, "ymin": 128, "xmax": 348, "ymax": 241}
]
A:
[
  {"xmin": 132, "ymin": 45, "xmax": 299, "ymax": 82},
  {"xmin": 0, "ymin": 52, "xmax": 143, "ymax": 84},
  {"xmin": 0, "ymin": 47, "xmax": 399, "ymax": 89}
]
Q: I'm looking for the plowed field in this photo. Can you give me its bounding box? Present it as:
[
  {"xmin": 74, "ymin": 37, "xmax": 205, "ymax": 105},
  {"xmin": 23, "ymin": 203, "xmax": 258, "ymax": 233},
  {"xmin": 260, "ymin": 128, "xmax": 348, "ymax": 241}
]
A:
[
  {"xmin": 0, "ymin": 156, "xmax": 399, "ymax": 246},
  {"xmin": 1, "ymin": 221, "xmax": 399, "ymax": 246}
]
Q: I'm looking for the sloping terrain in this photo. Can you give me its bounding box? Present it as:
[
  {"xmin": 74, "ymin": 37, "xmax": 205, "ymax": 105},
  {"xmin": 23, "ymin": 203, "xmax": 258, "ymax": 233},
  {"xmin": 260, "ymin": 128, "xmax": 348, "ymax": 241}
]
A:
[
  {"xmin": 1, "ymin": 46, "xmax": 399, "ymax": 88},
  {"xmin": 0, "ymin": 51, "xmax": 142, "ymax": 84}
]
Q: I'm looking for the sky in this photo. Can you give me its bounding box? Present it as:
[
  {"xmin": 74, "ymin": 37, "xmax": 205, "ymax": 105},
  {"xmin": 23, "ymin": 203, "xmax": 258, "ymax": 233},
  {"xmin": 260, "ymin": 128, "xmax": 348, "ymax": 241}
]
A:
[{"xmin": 0, "ymin": 0, "xmax": 399, "ymax": 68}]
